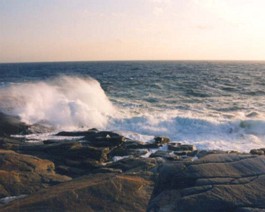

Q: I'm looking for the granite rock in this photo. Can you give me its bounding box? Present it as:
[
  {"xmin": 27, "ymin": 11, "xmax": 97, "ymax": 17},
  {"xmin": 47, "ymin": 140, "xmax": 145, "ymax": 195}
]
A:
[{"xmin": 148, "ymin": 153, "xmax": 265, "ymax": 212}]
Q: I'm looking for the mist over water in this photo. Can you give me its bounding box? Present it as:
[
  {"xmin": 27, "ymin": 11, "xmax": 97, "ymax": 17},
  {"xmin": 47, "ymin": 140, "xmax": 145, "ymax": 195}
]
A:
[{"xmin": 0, "ymin": 61, "xmax": 265, "ymax": 152}]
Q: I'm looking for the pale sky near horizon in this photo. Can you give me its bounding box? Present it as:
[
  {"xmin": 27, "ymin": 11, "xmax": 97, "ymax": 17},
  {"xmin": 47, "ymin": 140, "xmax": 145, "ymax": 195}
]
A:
[{"xmin": 1, "ymin": 0, "xmax": 265, "ymax": 62}]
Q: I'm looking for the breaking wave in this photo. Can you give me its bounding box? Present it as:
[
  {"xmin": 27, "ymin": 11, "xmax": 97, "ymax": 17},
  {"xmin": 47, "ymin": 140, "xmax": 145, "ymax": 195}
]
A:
[
  {"xmin": 1, "ymin": 75, "xmax": 265, "ymax": 152},
  {"xmin": 0, "ymin": 76, "xmax": 116, "ymax": 129}
]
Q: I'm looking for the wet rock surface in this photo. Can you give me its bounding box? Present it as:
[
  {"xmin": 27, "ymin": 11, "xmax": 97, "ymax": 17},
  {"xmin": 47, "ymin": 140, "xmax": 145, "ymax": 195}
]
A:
[{"xmin": 1, "ymin": 114, "xmax": 265, "ymax": 211}]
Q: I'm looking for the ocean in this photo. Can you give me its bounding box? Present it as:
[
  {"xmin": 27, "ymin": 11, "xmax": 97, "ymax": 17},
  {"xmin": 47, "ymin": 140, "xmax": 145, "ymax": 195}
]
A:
[{"xmin": 0, "ymin": 61, "xmax": 265, "ymax": 152}]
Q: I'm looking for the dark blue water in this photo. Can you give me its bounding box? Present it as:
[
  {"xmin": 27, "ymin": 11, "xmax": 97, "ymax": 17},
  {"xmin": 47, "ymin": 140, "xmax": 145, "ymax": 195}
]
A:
[{"xmin": 1, "ymin": 61, "xmax": 265, "ymax": 151}]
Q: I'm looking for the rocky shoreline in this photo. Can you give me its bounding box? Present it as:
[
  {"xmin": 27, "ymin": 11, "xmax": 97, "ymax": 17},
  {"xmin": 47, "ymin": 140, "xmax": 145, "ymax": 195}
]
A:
[{"xmin": 0, "ymin": 113, "xmax": 265, "ymax": 211}]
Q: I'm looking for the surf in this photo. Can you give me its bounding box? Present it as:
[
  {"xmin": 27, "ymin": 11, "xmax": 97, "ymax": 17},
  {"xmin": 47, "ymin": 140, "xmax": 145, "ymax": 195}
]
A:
[{"xmin": 0, "ymin": 75, "xmax": 116, "ymax": 130}]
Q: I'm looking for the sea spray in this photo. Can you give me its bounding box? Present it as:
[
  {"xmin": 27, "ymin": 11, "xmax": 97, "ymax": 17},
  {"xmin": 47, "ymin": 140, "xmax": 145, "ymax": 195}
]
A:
[
  {"xmin": 1, "ymin": 61, "xmax": 265, "ymax": 152},
  {"xmin": 109, "ymin": 111, "xmax": 265, "ymax": 152},
  {"xmin": 0, "ymin": 76, "xmax": 116, "ymax": 129}
]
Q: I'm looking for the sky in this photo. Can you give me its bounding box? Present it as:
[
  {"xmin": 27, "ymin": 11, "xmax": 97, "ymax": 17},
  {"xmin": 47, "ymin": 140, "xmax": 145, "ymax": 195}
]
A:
[{"xmin": 1, "ymin": 0, "xmax": 265, "ymax": 62}]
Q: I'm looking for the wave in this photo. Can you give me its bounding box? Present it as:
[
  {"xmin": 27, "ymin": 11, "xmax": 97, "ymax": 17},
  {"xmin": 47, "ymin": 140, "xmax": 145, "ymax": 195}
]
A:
[
  {"xmin": 1, "ymin": 75, "xmax": 265, "ymax": 152},
  {"xmin": 109, "ymin": 113, "xmax": 265, "ymax": 152},
  {"xmin": 0, "ymin": 76, "xmax": 116, "ymax": 129}
]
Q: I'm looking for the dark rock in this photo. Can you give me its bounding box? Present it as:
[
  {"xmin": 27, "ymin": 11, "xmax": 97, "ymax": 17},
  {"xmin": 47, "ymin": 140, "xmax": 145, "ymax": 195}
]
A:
[
  {"xmin": 56, "ymin": 128, "xmax": 98, "ymax": 137},
  {"xmin": 56, "ymin": 165, "xmax": 86, "ymax": 177},
  {"xmin": 187, "ymin": 150, "xmax": 198, "ymax": 157},
  {"xmin": 11, "ymin": 140, "xmax": 111, "ymax": 175},
  {"xmin": 154, "ymin": 136, "xmax": 170, "ymax": 145},
  {"xmin": 107, "ymin": 157, "xmax": 158, "ymax": 173},
  {"xmin": 173, "ymin": 150, "xmax": 198, "ymax": 157},
  {"xmin": 122, "ymin": 140, "xmax": 145, "ymax": 148},
  {"xmin": 83, "ymin": 136, "xmax": 126, "ymax": 148},
  {"xmin": 122, "ymin": 139, "xmax": 168, "ymax": 150},
  {"xmin": 83, "ymin": 130, "xmax": 120, "ymax": 141},
  {"xmin": 0, "ymin": 113, "xmax": 29, "ymax": 136},
  {"xmin": 174, "ymin": 151, "xmax": 190, "ymax": 156},
  {"xmin": 250, "ymin": 149, "xmax": 265, "ymax": 155},
  {"xmin": 42, "ymin": 140, "xmax": 60, "ymax": 145},
  {"xmin": 109, "ymin": 146, "xmax": 148, "ymax": 158},
  {"xmin": 66, "ymin": 145, "xmax": 109, "ymax": 162},
  {"xmin": 148, "ymin": 153, "xmax": 265, "ymax": 212},
  {"xmin": 95, "ymin": 131, "xmax": 121, "ymax": 138},
  {"xmin": 91, "ymin": 167, "xmax": 123, "ymax": 174},
  {"xmin": 73, "ymin": 131, "xmax": 127, "ymax": 149},
  {"xmin": 167, "ymin": 144, "xmax": 197, "ymax": 157},
  {"xmin": 196, "ymin": 150, "xmax": 227, "ymax": 158},
  {"xmin": 150, "ymin": 150, "xmax": 180, "ymax": 161},
  {"xmin": 167, "ymin": 142, "xmax": 181, "ymax": 151},
  {"xmin": 18, "ymin": 141, "xmax": 110, "ymax": 163},
  {"xmin": 169, "ymin": 144, "xmax": 196, "ymax": 152},
  {"xmin": 1, "ymin": 173, "xmax": 153, "ymax": 212},
  {"xmin": 0, "ymin": 137, "xmax": 24, "ymax": 150}
]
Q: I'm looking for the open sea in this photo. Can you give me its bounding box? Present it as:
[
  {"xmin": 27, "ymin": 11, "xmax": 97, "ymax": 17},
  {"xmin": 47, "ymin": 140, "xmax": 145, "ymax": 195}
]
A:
[{"xmin": 0, "ymin": 61, "xmax": 265, "ymax": 152}]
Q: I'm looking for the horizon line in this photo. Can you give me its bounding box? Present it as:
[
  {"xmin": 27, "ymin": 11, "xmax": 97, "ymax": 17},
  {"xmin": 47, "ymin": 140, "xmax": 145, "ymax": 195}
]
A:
[{"xmin": 1, "ymin": 59, "xmax": 265, "ymax": 65}]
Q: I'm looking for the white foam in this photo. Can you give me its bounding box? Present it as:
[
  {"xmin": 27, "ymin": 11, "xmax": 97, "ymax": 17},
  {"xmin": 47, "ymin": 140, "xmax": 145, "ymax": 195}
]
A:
[
  {"xmin": 112, "ymin": 156, "xmax": 130, "ymax": 162},
  {"xmin": 110, "ymin": 110, "xmax": 265, "ymax": 153},
  {"xmin": 0, "ymin": 195, "xmax": 27, "ymax": 204},
  {"xmin": 0, "ymin": 76, "xmax": 116, "ymax": 130},
  {"xmin": 1, "ymin": 76, "xmax": 265, "ymax": 152}
]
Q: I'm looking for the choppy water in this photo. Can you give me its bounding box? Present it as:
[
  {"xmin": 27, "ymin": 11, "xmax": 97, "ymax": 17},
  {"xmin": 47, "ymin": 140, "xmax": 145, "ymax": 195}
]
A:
[{"xmin": 1, "ymin": 61, "xmax": 265, "ymax": 151}]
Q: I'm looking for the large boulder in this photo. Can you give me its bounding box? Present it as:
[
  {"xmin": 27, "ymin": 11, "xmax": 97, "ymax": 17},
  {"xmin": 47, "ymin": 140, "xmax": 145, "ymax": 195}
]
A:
[{"xmin": 148, "ymin": 153, "xmax": 265, "ymax": 211}]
